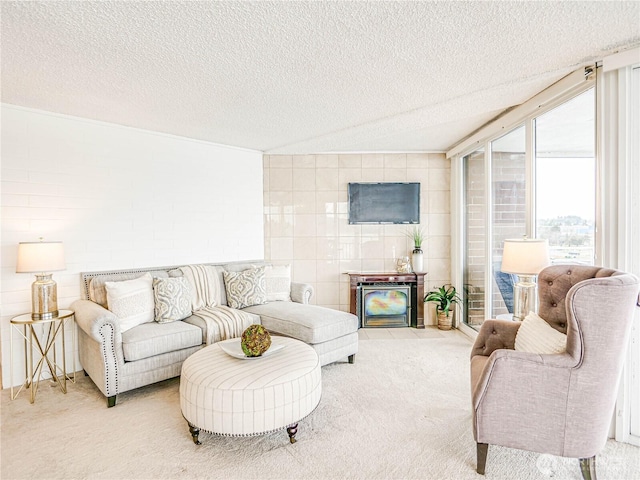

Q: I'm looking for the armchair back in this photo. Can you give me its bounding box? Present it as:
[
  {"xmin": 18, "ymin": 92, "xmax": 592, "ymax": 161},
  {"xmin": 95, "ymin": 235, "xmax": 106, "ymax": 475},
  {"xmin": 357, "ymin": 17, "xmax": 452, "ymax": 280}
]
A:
[
  {"xmin": 542, "ymin": 266, "xmax": 639, "ymax": 457},
  {"xmin": 537, "ymin": 265, "xmax": 620, "ymax": 334}
]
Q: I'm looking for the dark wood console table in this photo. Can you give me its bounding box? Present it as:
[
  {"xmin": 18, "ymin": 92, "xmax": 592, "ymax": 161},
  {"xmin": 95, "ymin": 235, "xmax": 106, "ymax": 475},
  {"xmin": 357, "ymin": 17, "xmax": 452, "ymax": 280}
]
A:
[{"xmin": 347, "ymin": 272, "xmax": 427, "ymax": 329}]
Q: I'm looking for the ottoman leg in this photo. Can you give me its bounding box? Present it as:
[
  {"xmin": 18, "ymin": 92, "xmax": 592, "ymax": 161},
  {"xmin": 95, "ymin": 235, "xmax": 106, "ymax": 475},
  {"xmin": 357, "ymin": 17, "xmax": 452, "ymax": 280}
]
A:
[
  {"xmin": 287, "ymin": 424, "xmax": 299, "ymax": 444},
  {"xmin": 189, "ymin": 424, "xmax": 202, "ymax": 445}
]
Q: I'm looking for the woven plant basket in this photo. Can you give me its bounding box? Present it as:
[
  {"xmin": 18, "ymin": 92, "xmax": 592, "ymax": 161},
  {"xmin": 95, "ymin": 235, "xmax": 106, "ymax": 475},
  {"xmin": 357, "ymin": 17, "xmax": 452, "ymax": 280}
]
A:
[{"xmin": 437, "ymin": 311, "xmax": 453, "ymax": 330}]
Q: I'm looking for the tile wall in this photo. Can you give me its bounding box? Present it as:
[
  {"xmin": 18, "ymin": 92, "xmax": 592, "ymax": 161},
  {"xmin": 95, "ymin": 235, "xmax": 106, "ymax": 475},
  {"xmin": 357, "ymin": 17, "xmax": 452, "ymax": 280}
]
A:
[{"xmin": 263, "ymin": 153, "xmax": 451, "ymax": 324}]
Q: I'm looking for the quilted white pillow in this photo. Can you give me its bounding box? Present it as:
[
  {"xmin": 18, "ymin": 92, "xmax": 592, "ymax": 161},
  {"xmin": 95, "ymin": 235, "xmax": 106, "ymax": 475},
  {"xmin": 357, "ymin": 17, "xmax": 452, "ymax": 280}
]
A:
[
  {"xmin": 105, "ymin": 273, "xmax": 155, "ymax": 332},
  {"xmin": 265, "ymin": 264, "xmax": 291, "ymax": 302},
  {"xmin": 515, "ymin": 311, "xmax": 567, "ymax": 354}
]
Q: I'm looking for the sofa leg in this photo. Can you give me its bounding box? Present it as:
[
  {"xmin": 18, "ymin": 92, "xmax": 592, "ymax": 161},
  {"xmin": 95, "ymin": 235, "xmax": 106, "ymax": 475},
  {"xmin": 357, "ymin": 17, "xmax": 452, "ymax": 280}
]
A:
[
  {"xmin": 579, "ymin": 456, "xmax": 597, "ymax": 480},
  {"xmin": 83, "ymin": 369, "xmax": 89, "ymax": 376},
  {"xmin": 476, "ymin": 443, "xmax": 488, "ymax": 475},
  {"xmin": 348, "ymin": 354, "xmax": 355, "ymax": 364},
  {"xmin": 107, "ymin": 395, "xmax": 117, "ymax": 408}
]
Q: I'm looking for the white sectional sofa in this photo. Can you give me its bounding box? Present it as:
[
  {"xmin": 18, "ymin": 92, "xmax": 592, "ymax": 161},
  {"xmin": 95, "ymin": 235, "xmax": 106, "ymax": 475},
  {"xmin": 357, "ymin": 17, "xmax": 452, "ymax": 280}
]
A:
[{"xmin": 71, "ymin": 261, "xmax": 358, "ymax": 407}]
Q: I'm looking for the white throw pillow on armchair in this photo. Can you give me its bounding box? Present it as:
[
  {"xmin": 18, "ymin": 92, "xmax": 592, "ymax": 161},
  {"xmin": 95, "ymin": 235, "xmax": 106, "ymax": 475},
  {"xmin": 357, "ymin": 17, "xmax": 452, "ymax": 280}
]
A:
[{"xmin": 514, "ymin": 311, "xmax": 567, "ymax": 354}]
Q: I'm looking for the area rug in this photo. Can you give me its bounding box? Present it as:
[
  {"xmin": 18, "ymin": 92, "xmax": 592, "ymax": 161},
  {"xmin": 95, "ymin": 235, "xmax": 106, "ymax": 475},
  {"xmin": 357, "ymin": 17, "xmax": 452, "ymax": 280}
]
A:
[{"xmin": 1, "ymin": 331, "xmax": 638, "ymax": 480}]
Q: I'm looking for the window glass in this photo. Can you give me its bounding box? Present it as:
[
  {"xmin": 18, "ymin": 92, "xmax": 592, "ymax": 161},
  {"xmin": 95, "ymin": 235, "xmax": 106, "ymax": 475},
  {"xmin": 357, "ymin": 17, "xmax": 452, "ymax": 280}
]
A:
[
  {"xmin": 463, "ymin": 148, "xmax": 486, "ymax": 327},
  {"xmin": 491, "ymin": 125, "xmax": 526, "ymax": 319},
  {"xmin": 461, "ymin": 87, "xmax": 595, "ymax": 330},
  {"xmin": 535, "ymin": 88, "xmax": 595, "ymax": 265}
]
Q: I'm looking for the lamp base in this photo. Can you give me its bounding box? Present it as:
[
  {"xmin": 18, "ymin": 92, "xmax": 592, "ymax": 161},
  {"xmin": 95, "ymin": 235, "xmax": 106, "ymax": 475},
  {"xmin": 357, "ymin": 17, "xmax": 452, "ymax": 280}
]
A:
[
  {"xmin": 31, "ymin": 274, "xmax": 58, "ymax": 320},
  {"xmin": 513, "ymin": 275, "xmax": 537, "ymax": 322}
]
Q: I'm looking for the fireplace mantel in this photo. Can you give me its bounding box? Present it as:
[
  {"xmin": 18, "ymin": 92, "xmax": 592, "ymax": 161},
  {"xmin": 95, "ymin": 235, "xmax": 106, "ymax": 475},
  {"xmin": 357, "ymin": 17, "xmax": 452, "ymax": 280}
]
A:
[{"xmin": 346, "ymin": 272, "xmax": 427, "ymax": 328}]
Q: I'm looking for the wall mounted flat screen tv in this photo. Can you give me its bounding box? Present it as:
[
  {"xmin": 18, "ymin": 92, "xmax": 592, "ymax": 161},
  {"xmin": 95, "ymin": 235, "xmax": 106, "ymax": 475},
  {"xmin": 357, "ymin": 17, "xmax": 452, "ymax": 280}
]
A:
[{"xmin": 348, "ymin": 182, "xmax": 420, "ymax": 224}]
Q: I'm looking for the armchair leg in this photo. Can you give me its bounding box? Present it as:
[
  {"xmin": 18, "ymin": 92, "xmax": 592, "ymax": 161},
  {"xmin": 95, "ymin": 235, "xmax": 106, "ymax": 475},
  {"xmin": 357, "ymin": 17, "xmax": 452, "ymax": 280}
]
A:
[
  {"xmin": 476, "ymin": 443, "xmax": 488, "ymax": 475},
  {"xmin": 579, "ymin": 456, "xmax": 597, "ymax": 480},
  {"xmin": 348, "ymin": 354, "xmax": 355, "ymax": 364},
  {"xmin": 107, "ymin": 395, "xmax": 117, "ymax": 408}
]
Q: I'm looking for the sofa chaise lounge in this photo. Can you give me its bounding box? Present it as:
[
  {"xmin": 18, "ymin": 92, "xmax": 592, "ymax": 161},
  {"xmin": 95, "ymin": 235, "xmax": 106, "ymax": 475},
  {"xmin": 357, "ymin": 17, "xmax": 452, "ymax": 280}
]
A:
[{"xmin": 71, "ymin": 261, "xmax": 358, "ymax": 407}]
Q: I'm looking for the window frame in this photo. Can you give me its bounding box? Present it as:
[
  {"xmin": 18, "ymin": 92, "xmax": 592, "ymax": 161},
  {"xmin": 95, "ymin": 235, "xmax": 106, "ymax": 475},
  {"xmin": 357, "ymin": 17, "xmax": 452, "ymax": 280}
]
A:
[{"xmin": 450, "ymin": 66, "xmax": 596, "ymax": 336}]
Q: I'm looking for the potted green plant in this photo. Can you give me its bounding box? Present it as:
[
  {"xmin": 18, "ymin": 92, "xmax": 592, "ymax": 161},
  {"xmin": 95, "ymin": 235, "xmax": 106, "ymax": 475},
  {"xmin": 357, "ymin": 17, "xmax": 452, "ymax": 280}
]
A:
[
  {"xmin": 424, "ymin": 285, "xmax": 462, "ymax": 330},
  {"xmin": 407, "ymin": 226, "xmax": 425, "ymax": 272}
]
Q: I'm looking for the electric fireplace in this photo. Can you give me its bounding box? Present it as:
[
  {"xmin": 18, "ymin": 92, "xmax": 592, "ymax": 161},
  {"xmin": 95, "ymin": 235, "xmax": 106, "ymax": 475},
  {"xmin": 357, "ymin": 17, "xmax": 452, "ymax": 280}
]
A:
[
  {"xmin": 348, "ymin": 272, "xmax": 427, "ymax": 328},
  {"xmin": 359, "ymin": 284, "xmax": 412, "ymax": 328}
]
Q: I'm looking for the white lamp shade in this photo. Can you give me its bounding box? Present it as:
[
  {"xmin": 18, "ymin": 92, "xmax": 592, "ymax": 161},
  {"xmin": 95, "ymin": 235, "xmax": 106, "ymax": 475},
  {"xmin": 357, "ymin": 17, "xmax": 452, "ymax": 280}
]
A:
[
  {"xmin": 501, "ymin": 238, "xmax": 550, "ymax": 275},
  {"xmin": 16, "ymin": 241, "xmax": 66, "ymax": 273}
]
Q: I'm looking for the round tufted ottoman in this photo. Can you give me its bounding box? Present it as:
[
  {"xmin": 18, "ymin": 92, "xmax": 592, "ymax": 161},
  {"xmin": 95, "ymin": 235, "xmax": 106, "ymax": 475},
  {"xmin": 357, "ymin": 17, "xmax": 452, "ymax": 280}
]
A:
[{"xmin": 180, "ymin": 336, "xmax": 321, "ymax": 444}]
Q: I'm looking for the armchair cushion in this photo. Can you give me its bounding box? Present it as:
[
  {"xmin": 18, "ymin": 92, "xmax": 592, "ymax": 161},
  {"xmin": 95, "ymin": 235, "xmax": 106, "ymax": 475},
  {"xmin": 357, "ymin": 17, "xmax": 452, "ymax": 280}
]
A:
[{"xmin": 514, "ymin": 311, "xmax": 567, "ymax": 354}]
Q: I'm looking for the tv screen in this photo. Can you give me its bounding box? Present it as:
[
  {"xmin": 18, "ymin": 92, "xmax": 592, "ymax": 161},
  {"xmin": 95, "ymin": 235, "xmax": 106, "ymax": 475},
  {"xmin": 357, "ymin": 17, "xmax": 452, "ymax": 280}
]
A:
[{"xmin": 348, "ymin": 182, "xmax": 420, "ymax": 224}]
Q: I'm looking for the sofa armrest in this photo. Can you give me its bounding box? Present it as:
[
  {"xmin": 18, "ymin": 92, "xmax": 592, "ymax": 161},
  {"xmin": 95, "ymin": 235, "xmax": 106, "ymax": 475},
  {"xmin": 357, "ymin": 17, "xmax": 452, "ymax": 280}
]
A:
[
  {"xmin": 72, "ymin": 299, "xmax": 120, "ymax": 342},
  {"xmin": 72, "ymin": 299, "xmax": 124, "ymax": 399},
  {"xmin": 470, "ymin": 319, "xmax": 521, "ymax": 359},
  {"xmin": 291, "ymin": 282, "xmax": 313, "ymax": 304}
]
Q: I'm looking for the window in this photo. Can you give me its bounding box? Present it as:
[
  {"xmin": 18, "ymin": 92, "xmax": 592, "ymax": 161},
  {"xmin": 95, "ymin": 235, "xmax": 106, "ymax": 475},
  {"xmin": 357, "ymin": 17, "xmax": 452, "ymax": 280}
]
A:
[
  {"xmin": 535, "ymin": 89, "xmax": 595, "ymax": 265},
  {"xmin": 491, "ymin": 126, "xmax": 526, "ymax": 318},
  {"xmin": 463, "ymin": 148, "xmax": 486, "ymax": 327},
  {"xmin": 457, "ymin": 79, "xmax": 595, "ymax": 329}
]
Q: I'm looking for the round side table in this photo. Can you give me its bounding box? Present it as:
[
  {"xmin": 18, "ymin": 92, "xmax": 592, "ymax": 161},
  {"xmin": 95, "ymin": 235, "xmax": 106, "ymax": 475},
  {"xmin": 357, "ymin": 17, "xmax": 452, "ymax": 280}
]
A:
[{"xmin": 10, "ymin": 309, "xmax": 76, "ymax": 403}]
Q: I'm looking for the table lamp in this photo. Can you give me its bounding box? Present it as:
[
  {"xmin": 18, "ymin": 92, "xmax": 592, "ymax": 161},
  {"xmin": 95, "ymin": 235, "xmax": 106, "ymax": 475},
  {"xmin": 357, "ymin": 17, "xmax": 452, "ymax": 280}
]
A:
[
  {"xmin": 501, "ymin": 238, "xmax": 550, "ymax": 322},
  {"xmin": 16, "ymin": 240, "xmax": 66, "ymax": 320}
]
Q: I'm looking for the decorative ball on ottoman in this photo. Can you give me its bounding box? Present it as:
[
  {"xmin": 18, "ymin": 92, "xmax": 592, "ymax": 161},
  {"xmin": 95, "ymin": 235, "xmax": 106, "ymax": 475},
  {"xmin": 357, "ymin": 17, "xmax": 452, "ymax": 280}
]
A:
[{"xmin": 241, "ymin": 324, "xmax": 272, "ymax": 357}]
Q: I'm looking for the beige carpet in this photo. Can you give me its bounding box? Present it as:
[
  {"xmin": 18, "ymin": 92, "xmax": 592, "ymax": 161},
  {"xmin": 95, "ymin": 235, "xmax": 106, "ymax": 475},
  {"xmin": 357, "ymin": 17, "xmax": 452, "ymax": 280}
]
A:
[{"xmin": 2, "ymin": 329, "xmax": 639, "ymax": 480}]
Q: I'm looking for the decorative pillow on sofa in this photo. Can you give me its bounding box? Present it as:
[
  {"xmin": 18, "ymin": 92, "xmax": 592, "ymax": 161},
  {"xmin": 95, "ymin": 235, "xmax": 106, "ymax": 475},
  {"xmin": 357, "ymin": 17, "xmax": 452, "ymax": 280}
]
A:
[
  {"xmin": 223, "ymin": 266, "xmax": 267, "ymax": 309},
  {"xmin": 514, "ymin": 311, "xmax": 567, "ymax": 354},
  {"xmin": 153, "ymin": 277, "xmax": 192, "ymax": 323},
  {"xmin": 89, "ymin": 271, "xmax": 169, "ymax": 309},
  {"xmin": 265, "ymin": 264, "xmax": 291, "ymax": 302},
  {"xmin": 105, "ymin": 273, "xmax": 155, "ymax": 332}
]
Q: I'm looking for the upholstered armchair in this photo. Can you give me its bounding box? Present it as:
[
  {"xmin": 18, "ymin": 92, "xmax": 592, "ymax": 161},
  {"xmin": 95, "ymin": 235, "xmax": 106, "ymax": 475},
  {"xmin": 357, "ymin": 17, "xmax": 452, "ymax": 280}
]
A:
[{"xmin": 470, "ymin": 265, "xmax": 640, "ymax": 480}]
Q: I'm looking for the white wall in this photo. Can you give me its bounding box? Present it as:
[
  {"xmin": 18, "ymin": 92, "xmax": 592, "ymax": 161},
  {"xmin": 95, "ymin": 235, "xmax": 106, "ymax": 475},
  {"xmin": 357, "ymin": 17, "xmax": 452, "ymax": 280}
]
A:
[{"xmin": 0, "ymin": 105, "xmax": 264, "ymax": 388}]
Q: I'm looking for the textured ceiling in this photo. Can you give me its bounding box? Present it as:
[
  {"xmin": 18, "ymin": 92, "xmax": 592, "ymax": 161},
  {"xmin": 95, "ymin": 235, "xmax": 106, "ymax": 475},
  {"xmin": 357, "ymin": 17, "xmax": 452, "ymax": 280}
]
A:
[{"xmin": 2, "ymin": 1, "xmax": 639, "ymax": 154}]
